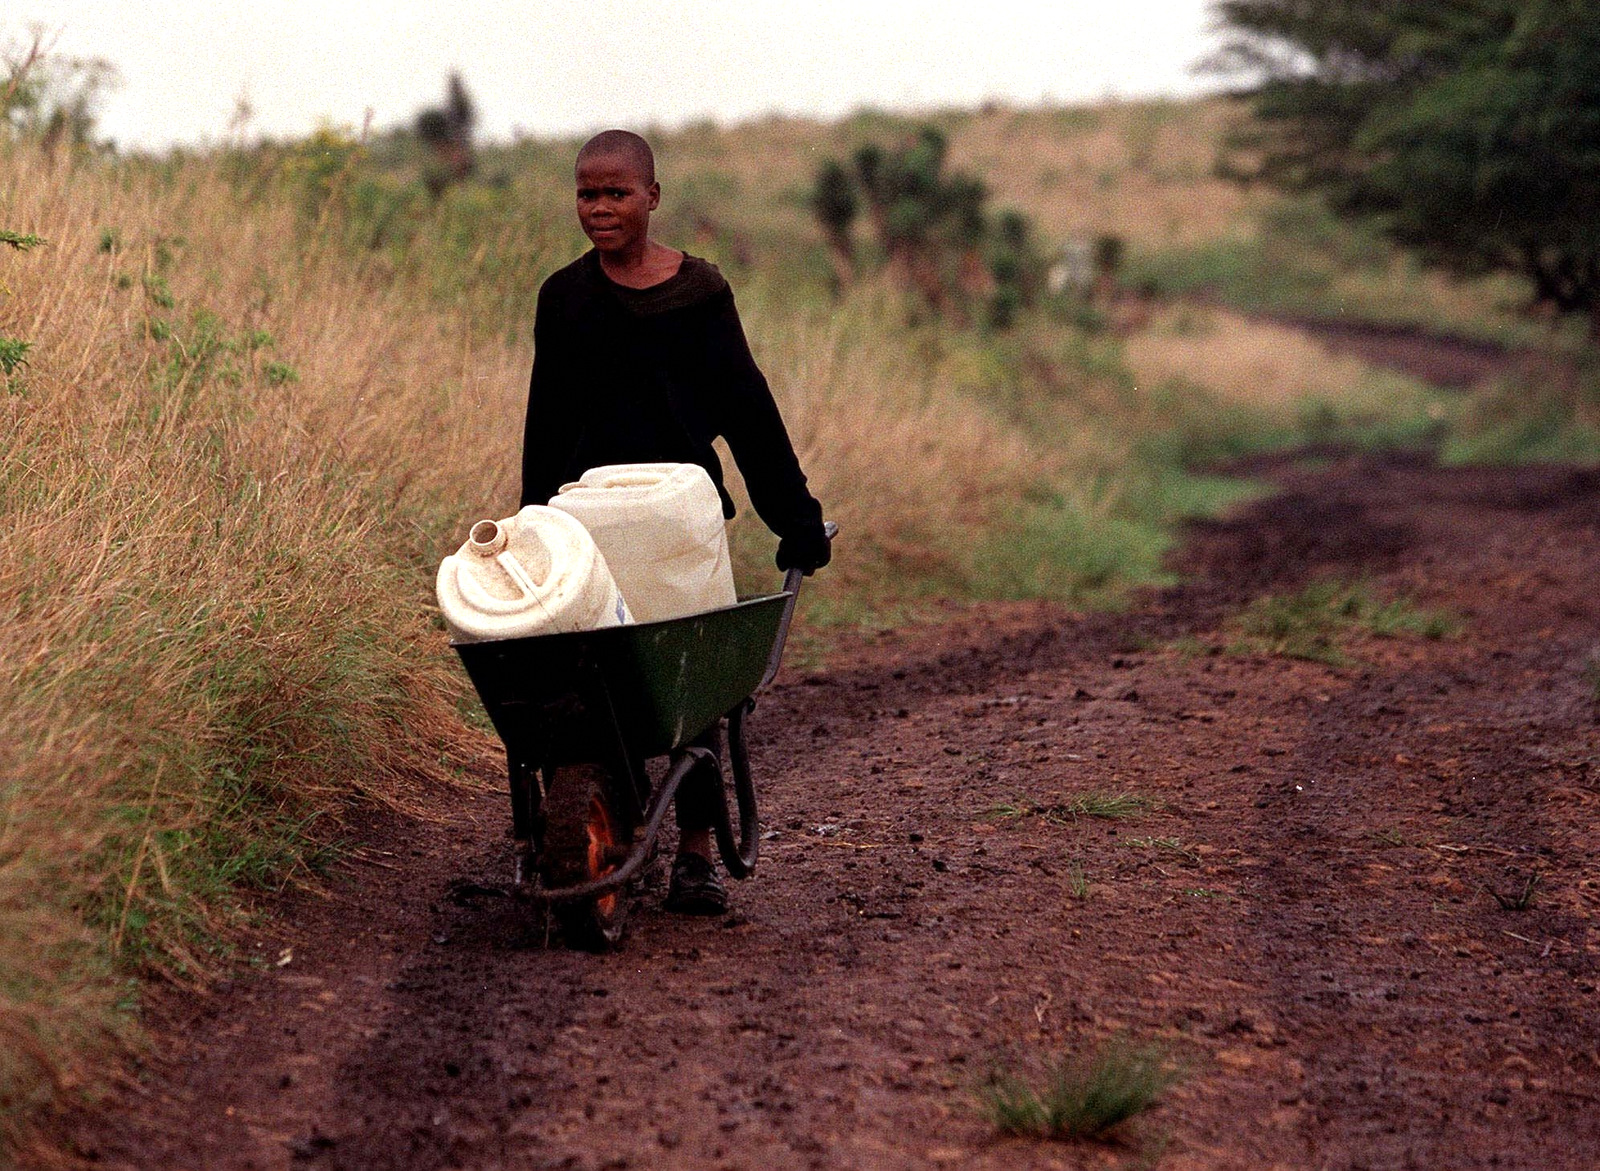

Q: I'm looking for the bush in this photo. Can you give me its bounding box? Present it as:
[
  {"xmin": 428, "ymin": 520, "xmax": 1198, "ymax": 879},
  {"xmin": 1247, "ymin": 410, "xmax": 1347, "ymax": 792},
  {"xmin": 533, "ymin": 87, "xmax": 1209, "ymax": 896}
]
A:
[
  {"xmin": 807, "ymin": 126, "xmax": 1042, "ymax": 327},
  {"xmin": 975, "ymin": 1037, "xmax": 1182, "ymax": 1141}
]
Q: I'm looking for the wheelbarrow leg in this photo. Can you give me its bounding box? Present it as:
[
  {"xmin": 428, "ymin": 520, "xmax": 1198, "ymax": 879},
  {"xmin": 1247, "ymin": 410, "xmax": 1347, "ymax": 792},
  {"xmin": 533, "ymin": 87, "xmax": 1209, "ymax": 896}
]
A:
[
  {"xmin": 507, "ymin": 752, "xmax": 541, "ymax": 886},
  {"xmin": 710, "ymin": 700, "xmax": 760, "ymax": 879}
]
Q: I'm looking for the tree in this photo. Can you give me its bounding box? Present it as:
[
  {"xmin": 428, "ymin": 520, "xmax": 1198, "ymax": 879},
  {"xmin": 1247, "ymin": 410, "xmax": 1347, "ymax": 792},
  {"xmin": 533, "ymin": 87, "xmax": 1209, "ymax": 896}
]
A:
[
  {"xmin": 414, "ymin": 73, "xmax": 477, "ymax": 196},
  {"xmin": 1212, "ymin": 0, "xmax": 1600, "ymax": 334},
  {"xmin": 808, "ymin": 159, "xmax": 858, "ymax": 289},
  {"xmin": 808, "ymin": 125, "xmax": 1043, "ymax": 328},
  {"xmin": 2, "ymin": 29, "xmax": 119, "ymax": 151}
]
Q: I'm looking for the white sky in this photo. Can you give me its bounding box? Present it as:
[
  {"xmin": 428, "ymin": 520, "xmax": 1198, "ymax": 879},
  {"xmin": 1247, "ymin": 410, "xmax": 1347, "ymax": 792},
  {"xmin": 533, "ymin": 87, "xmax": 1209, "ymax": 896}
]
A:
[{"xmin": 9, "ymin": 1, "xmax": 1226, "ymax": 149}]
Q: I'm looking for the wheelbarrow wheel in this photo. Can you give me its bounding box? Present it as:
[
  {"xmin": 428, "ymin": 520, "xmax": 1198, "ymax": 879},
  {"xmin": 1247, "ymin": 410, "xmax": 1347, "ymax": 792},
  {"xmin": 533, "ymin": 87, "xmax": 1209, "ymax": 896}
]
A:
[{"xmin": 542, "ymin": 763, "xmax": 628, "ymax": 951}]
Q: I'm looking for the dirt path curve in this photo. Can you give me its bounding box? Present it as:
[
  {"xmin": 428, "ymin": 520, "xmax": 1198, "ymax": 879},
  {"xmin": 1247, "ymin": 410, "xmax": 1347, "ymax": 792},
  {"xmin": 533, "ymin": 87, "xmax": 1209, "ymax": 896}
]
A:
[
  {"xmin": 1254, "ymin": 313, "xmax": 1532, "ymax": 389},
  {"xmin": 73, "ymin": 454, "xmax": 1600, "ymax": 1171}
]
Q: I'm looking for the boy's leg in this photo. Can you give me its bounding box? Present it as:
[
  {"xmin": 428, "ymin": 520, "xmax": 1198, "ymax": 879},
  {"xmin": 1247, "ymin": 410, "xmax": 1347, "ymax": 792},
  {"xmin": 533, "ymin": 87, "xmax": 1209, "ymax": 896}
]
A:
[
  {"xmin": 673, "ymin": 722, "xmax": 723, "ymax": 854},
  {"xmin": 666, "ymin": 723, "xmax": 727, "ymax": 914}
]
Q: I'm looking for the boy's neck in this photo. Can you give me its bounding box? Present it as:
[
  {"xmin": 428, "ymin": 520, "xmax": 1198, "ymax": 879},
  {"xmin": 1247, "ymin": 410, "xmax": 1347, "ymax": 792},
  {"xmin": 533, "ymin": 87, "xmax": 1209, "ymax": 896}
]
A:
[{"xmin": 597, "ymin": 238, "xmax": 685, "ymax": 290}]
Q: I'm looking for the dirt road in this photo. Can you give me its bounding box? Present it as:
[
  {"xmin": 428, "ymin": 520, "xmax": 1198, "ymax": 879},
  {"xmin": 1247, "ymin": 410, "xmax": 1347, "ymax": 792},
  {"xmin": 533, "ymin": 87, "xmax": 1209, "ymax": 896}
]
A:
[
  {"xmin": 72, "ymin": 452, "xmax": 1600, "ymax": 1170},
  {"xmin": 1254, "ymin": 313, "xmax": 1533, "ymax": 390}
]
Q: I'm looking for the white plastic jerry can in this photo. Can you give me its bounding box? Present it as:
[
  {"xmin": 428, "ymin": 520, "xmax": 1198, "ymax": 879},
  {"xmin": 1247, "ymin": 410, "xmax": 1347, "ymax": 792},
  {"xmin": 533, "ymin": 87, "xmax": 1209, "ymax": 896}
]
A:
[
  {"xmin": 546, "ymin": 462, "xmax": 738, "ymax": 624},
  {"xmin": 436, "ymin": 506, "xmax": 632, "ymax": 643}
]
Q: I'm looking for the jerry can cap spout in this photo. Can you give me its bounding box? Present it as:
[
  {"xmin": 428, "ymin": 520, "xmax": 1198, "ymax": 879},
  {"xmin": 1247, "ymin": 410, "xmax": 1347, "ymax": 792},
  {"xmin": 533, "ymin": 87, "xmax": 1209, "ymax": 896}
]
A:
[{"xmin": 467, "ymin": 519, "xmax": 507, "ymax": 556}]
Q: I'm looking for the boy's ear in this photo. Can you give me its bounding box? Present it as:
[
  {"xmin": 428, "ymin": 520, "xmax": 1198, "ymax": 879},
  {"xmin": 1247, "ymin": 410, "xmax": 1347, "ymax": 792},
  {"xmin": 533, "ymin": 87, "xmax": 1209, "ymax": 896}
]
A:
[{"xmin": 647, "ymin": 181, "xmax": 661, "ymax": 211}]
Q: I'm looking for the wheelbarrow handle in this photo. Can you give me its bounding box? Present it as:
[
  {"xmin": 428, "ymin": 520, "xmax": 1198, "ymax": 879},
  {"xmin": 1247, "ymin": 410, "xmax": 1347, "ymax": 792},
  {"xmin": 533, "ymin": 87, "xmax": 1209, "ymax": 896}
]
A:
[{"xmin": 761, "ymin": 521, "xmax": 837, "ymax": 692}]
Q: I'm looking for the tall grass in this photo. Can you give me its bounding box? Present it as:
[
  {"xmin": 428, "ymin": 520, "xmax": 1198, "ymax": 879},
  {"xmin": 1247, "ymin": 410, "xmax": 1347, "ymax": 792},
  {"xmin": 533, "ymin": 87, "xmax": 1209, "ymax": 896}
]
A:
[
  {"xmin": 726, "ymin": 280, "xmax": 1059, "ymax": 601},
  {"xmin": 1124, "ymin": 305, "xmax": 1437, "ymax": 416},
  {"xmin": 0, "ymin": 144, "xmax": 509, "ymax": 1148},
  {"xmin": 1124, "ymin": 193, "xmax": 1559, "ymax": 347},
  {"xmin": 1441, "ymin": 359, "xmax": 1600, "ymax": 465}
]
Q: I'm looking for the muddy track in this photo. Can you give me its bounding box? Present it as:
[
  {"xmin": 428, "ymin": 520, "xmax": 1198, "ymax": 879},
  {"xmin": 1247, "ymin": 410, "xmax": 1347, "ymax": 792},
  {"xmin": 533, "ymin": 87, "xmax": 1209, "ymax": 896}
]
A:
[
  {"xmin": 1265, "ymin": 314, "xmax": 1520, "ymax": 389},
  {"xmin": 1249, "ymin": 311, "xmax": 1552, "ymax": 390},
  {"xmin": 70, "ymin": 453, "xmax": 1600, "ymax": 1171}
]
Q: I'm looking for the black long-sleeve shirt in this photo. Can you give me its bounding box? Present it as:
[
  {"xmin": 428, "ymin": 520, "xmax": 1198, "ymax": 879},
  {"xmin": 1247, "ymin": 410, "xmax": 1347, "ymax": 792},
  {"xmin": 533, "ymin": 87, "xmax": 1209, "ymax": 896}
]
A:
[{"xmin": 520, "ymin": 250, "xmax": 824, "ymax": 545}]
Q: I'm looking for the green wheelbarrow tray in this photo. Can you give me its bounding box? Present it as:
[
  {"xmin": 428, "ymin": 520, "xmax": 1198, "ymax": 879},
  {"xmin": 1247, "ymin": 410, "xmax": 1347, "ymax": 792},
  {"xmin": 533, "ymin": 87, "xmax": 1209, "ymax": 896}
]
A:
[{"xmin": 453, "ymin": 591, "xmax": 791, "ymax": 765}]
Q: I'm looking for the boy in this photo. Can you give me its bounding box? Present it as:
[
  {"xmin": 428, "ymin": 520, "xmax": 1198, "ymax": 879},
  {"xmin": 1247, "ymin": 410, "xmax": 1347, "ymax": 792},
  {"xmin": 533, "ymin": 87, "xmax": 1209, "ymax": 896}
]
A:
[{"xmin": 521, "ymin": 129, "xmax": 830, "ymax": 914}]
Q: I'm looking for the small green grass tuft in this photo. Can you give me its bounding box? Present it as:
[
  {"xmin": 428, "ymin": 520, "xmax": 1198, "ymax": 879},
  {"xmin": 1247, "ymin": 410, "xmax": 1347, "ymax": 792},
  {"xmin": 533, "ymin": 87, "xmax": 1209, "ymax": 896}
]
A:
[
  {"xmin": 1067, "ymin": 860, "xmax": 1091, "ymax": 900},
  {"xmin": 1484, "ymin": 873, "xmax": 1540, "ymax": 912},
  {"xmin": 262, "ymin": 360, "xmax": 300, "ymax": 386},
  {"xmin": 1, "ymin": 229, "xmax": 47, "ymax": 250},
  {"xmin": 989, "ymin": 800, "xmax": 1033, "ymax": 821},
  {"xmin": 974, "ymin": 1037, "xmax": 1183, "ymax": 1141},
  {"xmin": 1232, "ymin": 578, "xmax": 1457, "ymax": 665},
  {"xmin": 991, "ymin": 791, "xmax": 1150, "ymax": 825},
  {"xmin": 1123, "ymin": 835, "xmax": 1200, "ymax": 862},
  {"xmin": 0, "ymin": 336, "xmax": 31, "ymax": 378},
  {"xmin": 1060, "ymin": 792, "xmax": 1151, "ymax": 821},
  {"xmin": 1366, "ymin": 596, "xmax": 1459, "ymax": 640},
  {"xmin": 1168, "ymin": 634, "xmax": 1217, "ymax": 659}
]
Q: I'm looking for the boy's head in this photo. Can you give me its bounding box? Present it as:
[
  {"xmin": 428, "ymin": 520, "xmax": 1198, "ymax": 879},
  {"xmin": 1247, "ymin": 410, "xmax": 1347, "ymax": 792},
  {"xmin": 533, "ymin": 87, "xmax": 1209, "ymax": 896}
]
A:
[
  {"xmin": 574, "ymin": 130, "xmax": 659, "ymax": 257},
  {"xmin": 576, "ymin": 129, "xmax": 654, "ymax": 184}
]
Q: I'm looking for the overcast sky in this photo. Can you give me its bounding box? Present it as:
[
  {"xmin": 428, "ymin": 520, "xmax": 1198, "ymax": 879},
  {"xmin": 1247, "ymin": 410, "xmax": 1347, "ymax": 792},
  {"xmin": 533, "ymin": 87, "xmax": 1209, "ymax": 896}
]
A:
[{"xmin": 9, "ymin": 1, "xmax": 1227, "ymax": 149}]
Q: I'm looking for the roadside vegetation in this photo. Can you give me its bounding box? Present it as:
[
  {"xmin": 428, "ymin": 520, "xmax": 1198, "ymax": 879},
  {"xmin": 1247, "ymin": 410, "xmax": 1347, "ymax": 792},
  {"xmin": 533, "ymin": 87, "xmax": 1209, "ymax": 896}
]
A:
[
  {"xmin": 1229, "ymin": 579, "xmax": 1458, "ymax": 666},
  {"xmin": 2, "ymin": 29, "xmax": 1595, "ymax": 1158},
  {"xmin": 975, "ymin": 1036, "xmax": 1183, "ymax": 1144},
  {"xmin": 991, "ymin": 791, "xmax": 1151, "ymax": 825}
]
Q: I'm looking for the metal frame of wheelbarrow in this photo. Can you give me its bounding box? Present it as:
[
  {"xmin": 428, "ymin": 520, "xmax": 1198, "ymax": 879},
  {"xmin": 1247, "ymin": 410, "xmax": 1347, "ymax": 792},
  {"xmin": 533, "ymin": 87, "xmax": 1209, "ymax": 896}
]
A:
[{"xmin": 451, "ymin": 523, "xmax": 832, "ymax": 906}]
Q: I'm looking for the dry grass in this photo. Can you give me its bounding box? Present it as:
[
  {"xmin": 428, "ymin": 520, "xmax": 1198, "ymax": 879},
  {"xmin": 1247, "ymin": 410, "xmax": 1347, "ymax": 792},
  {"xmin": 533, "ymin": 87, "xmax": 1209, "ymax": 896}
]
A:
[
  {"xmin": 947, "ymin": 99, "xmax": 1258, "ymax": 251},
  {"xmin": 726, "ymin": 279, "xmax": 1056, "ymax": 595},
  {"xmin": 1, "ymin": 144, "xmax": 507, "ymax": 1146},
  {"xmin": 634, "ymin": 98, "xmax": 1536, "ymax": 346},
  {"xmin": 1123, "ymin": 304, "xmax": 1425, "ymax": 413},
  {"xmin": 1321, "ymin": 262, "xmax": 1534, "ymax": 340},
  {"xmin": 487, "ymin": 98, "xmax": 1265, "ymax": 276}
]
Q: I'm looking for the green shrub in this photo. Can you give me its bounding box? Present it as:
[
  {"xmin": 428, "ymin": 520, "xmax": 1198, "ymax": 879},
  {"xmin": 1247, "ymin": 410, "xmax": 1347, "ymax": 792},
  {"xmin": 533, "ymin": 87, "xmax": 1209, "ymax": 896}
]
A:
[
  {"xmin": 1233, "ymin": 579, "xmax": 1457, "ymax": 665},
  {"xmin": 975, "ymin": 1037, "xmax": 1182, "ymax": 1141}
]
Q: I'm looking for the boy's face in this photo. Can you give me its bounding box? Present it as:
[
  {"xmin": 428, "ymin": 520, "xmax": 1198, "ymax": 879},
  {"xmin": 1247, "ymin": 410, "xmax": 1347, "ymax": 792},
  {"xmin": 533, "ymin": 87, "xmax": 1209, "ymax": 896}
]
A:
[{"xmin": 575, "ymin": 153, "xmax": 660, "ymax": 256}]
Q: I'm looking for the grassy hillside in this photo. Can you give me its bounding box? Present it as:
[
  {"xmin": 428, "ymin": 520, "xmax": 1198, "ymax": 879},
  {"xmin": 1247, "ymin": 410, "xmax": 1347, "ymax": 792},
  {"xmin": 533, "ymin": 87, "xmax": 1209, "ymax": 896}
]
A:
[
  {"xmin": 0, "ymin": 95, "xmax": 1585, "ymax": 1156},
  {"xmin": 477, "ymin": 99, "xmax": 1545, "ymax": 342},
  {"xmin": 0, "ymin": 145, "xmax": 507, "ymax": 1149}
]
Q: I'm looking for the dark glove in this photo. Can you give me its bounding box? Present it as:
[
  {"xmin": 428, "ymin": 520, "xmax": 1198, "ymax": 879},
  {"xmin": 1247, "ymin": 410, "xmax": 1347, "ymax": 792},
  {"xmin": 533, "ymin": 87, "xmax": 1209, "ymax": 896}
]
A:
[{"xmin": 776, "ymin": 524, "xmax": 832, "ymax": 576}]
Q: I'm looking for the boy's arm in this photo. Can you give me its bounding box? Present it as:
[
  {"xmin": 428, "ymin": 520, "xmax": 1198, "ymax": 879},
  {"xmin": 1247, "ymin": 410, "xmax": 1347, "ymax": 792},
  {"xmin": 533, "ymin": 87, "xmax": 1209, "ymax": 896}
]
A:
[
  {"xmin": 520, "ymin": 286, "xmax": 578, "ymax": 508},
  {"xmin": 706, "ymin": 293, "xmax": 830, "ymax": 572}
]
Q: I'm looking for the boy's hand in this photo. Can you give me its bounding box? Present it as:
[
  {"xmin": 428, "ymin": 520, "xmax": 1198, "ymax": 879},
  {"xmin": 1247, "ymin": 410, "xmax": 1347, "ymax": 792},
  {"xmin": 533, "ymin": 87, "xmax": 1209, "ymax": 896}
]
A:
[{"xmin": 776, "ymin": 525, "xmax": 832, "ymax": 576}]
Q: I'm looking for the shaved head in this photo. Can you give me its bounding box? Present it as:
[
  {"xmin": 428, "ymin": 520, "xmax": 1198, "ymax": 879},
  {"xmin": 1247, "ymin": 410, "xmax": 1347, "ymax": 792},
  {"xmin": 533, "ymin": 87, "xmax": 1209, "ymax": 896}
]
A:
[{"xmin": 576, "ymin": 130, "xmax": 656, "ymax": 184}]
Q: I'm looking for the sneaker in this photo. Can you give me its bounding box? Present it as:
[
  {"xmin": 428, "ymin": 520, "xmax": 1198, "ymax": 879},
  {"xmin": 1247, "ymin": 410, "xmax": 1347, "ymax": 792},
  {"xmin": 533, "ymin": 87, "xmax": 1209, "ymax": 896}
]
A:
[{"xmin": 664, "ymin": 852, "xmax": 728, "ymax": 915}]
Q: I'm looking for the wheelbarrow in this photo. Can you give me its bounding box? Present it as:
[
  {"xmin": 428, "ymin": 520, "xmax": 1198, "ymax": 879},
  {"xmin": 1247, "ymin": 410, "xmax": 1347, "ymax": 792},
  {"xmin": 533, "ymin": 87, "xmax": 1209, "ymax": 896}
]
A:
[{"xmin": 452, "ymin": 523, "xmax": 834, "ymax": 949}]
